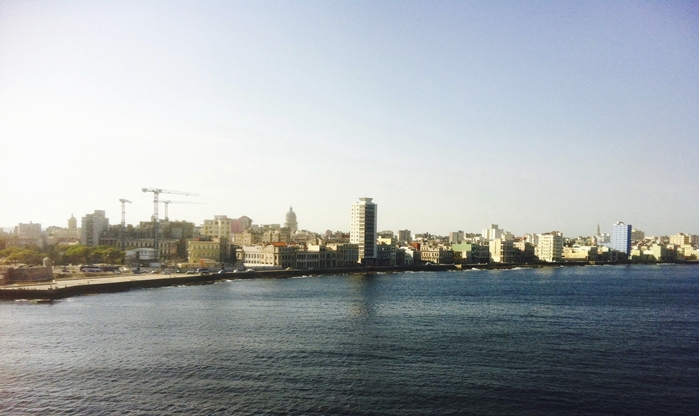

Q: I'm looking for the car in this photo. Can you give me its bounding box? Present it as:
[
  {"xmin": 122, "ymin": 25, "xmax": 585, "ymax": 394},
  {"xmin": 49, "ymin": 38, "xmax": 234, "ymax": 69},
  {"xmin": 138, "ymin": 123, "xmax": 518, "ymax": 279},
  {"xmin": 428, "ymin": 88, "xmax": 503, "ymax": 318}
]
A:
[
  {"xmin": 196, "ymin": 268, "xmax": 210, "ymax": 273},
  {"xmin": 185, "ymin": 270, "xmax": 197, "ymax": 274},
  {"xmin": 217, "ymin": 270, "xmax": 226, "ymax": 274}
]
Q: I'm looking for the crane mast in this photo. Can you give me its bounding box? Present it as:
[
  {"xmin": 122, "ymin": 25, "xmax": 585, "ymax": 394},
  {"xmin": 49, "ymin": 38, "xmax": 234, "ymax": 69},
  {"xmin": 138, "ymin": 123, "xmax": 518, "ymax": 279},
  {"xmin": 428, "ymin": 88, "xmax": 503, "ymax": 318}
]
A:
[
  {"xmin": 141, "ymin": 188, "xmax": 198, "ymax": 262},
  {"xmin": 119, "ymin": 199, "xmax": 132, "ymax": 251}
]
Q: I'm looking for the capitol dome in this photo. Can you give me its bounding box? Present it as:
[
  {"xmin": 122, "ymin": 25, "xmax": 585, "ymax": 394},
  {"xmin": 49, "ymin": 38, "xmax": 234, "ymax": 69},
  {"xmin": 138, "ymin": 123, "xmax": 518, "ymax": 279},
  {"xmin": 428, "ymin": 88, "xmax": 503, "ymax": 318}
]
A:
[{"xmin": 285, "ymin": 207, "xmax": 298, "ymax": 233}]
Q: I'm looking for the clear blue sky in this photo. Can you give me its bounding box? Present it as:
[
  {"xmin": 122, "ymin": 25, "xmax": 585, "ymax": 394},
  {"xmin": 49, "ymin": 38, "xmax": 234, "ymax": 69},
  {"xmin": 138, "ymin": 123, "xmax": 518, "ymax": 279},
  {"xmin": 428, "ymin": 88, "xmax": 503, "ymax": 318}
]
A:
[{"xmin": 1, "ymin": 1, "xmax": 697, "ymax": 237}]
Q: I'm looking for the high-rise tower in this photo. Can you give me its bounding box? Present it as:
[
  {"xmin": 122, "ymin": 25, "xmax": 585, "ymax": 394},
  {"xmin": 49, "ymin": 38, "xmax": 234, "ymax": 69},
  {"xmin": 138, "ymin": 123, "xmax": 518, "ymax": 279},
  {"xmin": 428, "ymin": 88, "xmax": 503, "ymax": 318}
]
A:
[
  {"xmin": 350, "ymin": 197, "xmax": 377, "ymax": 265},
  {"xmin": 81, "ymin": 210, "xmax": 109, "ymax": 247},
  {"xmin": 610, "ymin": 222, "xmax": 632, "ymax": 254}
]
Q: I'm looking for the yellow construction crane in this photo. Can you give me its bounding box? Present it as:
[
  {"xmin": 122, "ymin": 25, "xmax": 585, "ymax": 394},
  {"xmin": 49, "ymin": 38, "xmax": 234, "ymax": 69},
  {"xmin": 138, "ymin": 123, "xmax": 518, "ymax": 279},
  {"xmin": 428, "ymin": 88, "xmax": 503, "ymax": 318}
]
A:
[{"xmin": 141, "ymin": 188, "xmax": 199, "ymax": 262}]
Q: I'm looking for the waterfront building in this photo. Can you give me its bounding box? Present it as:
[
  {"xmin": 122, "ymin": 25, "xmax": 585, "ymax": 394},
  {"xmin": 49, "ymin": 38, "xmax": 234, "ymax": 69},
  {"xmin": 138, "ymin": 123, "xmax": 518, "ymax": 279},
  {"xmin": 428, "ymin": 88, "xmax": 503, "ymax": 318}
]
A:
[
  {"xmin": 350, "ymin": 197, "xmax": 377, "ymax": 265},
  {"xmin": 399, "ymin": 246, "xmax": 419, "ymax": 265},
  {"xmin": 513, "ymin": 240, "xmax": 536, "ymax": 263},
  {"xmin": 420, "ymin": 246, "xmax": 454, "ymax": 265},
  {"xmin": 295, "ymin": 248, "xmax": 322, "ymax": 269},
  {"xmin": 284, "ymin": 207, "xmax": 298, "ymax": 233},
  {"xmin": 187, "ymin": 238, "xmax": 231, "ymax": 265},
  {"xmin": 489, "ymin": 238, "xmax": 515, "ymax": 263},
  {"xmin": 326, "ymin": 243, "xmax": 359, "ymax": 267},
  {"xmin": 242, "ymin": 242, "xmax": 296, "ymax": 269},
  {"xmin": 377, "ymin": 244, "xmax": 397, "ymax": 266},
  {"xmin": 451, "ymin": 242, "xmax": 475, "ymax": 264},
  {"xmin": 610, "ymin": 222, "xmax": 632, "ymax": 254},
  {"xmin": 81, "ymin": 210, "xmax": 109, "ymax": 247},
  {"xmin": 562, "ymin": 245, "xmax": 598, "ymax": 261},
  {"xmin": 537, "ymin": 232, "xmax": 563, "ymax": 263},
  {"xmin": 125, "ymin": 238, "xmax": 180, "ymax": 261}
]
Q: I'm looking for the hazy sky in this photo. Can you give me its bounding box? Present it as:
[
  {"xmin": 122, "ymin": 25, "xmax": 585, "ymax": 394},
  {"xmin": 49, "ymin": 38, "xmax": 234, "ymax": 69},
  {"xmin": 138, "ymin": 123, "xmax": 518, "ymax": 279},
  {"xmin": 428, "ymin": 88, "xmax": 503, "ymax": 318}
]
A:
[{"xmin": 1, "ymin": 1, "xmax": 698, "ymax": 237}]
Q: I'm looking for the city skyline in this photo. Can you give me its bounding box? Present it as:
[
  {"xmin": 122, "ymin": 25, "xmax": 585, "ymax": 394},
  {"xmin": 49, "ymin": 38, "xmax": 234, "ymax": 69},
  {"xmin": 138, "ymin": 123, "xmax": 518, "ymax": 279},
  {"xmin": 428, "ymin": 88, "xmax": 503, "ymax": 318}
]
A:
[
  {"xmin": 0, "ymin": 199, "xmax": 691, "ymax": 240},
  {"xmin": 1, "ymin": 1, "xmax": 697, "ymax": 237}
]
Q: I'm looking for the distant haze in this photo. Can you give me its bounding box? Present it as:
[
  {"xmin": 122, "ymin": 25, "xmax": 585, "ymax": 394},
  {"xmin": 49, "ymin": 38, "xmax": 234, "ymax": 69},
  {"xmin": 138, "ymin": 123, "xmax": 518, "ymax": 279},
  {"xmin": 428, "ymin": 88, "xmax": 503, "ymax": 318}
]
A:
[{"xmin": 1, "ymin": 1, "xmax": 697, "ymax": 237}]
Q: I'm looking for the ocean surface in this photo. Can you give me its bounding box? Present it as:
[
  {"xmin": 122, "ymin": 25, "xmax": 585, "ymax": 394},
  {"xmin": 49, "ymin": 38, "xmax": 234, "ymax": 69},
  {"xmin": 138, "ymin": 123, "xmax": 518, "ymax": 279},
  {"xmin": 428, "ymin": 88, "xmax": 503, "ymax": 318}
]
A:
[{"xmin": 1, "ymin": 265, "xmax": 698, "ymax": 415}]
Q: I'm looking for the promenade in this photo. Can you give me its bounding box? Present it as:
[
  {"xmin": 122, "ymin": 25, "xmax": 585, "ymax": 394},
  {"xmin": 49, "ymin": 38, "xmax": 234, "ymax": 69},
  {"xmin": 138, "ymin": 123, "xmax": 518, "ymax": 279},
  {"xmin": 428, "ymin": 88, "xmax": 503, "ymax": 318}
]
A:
[{"xmin": 0, "ymin": 264, "xmax": 457, "ymax": 300}]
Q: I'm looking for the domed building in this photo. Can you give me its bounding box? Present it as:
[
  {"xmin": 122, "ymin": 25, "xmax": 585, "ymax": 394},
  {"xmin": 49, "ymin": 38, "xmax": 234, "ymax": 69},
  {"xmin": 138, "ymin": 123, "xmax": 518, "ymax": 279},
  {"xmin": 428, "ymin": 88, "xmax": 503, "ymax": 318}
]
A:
[{"xmin": 284, "ymin": 207, "xmax": 298, "ymax": 233}]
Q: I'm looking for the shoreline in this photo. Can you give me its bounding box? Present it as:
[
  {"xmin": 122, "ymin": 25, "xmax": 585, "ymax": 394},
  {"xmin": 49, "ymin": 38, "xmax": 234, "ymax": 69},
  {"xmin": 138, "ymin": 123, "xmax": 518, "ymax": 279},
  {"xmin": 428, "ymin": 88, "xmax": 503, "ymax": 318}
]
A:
[{"xmin": 1, "ymin": 261, "xmax": 697, "ymax": 301}]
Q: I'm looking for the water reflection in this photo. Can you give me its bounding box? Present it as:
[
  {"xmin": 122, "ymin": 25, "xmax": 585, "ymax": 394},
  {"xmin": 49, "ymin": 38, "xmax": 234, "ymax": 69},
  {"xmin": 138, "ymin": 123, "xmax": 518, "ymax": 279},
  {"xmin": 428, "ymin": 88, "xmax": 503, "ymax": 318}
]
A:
[{"xmin": 347, "ymin": 273, "xmax": 380, "ymax": 317}]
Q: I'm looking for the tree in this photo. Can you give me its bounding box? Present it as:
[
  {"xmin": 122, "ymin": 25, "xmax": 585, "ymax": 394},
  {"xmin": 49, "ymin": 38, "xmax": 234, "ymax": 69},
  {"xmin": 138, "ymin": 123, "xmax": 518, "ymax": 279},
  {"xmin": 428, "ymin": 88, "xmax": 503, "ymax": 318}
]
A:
[
  {"xmin": 1, "ymin": 246, "xmax": 44, "ymax": 265},
  {"xmin": 64, "ymin": 245, "xmax": 91, "ymax": 265}
]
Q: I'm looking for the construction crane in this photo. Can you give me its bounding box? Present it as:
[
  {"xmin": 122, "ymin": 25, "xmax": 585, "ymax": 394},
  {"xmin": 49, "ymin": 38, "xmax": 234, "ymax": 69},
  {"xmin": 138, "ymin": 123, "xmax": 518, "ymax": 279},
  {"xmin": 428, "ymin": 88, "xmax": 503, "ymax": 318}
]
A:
[
  {"xmin": 141, "ymin": 188, "xmax": 199, "ymax": 262},
  {"xmin": 161, "ymin": 200, "xmax": 206, "ymax": 221},
  {"xmin": 119, "ymin": 199, "xmax": 132, "ymax": 250}
]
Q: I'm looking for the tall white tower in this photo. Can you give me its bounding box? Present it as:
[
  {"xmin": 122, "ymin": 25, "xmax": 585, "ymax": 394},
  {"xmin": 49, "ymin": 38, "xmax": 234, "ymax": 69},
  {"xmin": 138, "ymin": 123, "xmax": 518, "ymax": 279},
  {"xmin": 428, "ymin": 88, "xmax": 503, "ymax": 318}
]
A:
[
  {"xmin": 350, "ymin": 197, "xmax": 377, "ymax": 265},
  {"xmin": 610, "ymin": 222, "xmax": 632, "ymax": 254}
]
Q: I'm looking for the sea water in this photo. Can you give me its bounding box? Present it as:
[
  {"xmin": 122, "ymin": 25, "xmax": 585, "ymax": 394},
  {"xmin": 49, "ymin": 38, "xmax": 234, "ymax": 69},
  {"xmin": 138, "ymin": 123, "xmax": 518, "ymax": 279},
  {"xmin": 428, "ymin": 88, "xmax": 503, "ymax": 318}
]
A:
[{"xmin": 1, "ymin": 265, "xmax": 698, "ymax": 415}]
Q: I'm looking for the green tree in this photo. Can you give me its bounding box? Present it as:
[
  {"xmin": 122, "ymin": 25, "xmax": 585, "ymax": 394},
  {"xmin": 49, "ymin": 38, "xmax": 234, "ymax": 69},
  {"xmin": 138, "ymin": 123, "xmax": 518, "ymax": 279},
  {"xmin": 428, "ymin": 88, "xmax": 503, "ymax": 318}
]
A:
[
  {"xmin": 64, "ymin": 245, "xmax": 91, "ymax": 265},
  {"xmin": 2, "ymin": 246, "xmax": 44, "ymax": 265}
]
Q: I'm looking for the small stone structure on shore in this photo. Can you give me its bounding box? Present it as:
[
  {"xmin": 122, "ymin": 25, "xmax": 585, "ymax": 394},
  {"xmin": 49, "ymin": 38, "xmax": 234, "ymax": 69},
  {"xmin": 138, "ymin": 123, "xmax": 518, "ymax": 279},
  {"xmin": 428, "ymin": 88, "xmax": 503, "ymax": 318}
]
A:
[{"xmin": 1, "ymin": 258, "xmax": 54, "ymax": 285}]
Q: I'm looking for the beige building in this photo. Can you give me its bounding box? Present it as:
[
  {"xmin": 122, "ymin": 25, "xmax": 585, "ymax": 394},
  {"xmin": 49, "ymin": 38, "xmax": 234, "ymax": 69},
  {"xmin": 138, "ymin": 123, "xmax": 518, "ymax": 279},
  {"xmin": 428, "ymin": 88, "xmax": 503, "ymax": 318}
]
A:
[
  {"xmin": 203, "ymin": 215, "xmax": 232, "ymax": 240},
  {"xmin": 126, "ymin": 238, "xmax": 180, "ymax": 260},
  {"xmin": 242, "ymin": 242, "xmax": 297, "ymax": 269},
  {"xmin": 489, "ymin": 238, "xmax": 515, "ymax": 263},
  {"xmin": 536, "ymin": 232, "xmax": 563, "ymax": 262},
  {"xmin": 187, "ymin": 238, "xmax": 229, "ymax": 265},
  {"xmin": 421, "ymin": 246, "xmax": 454, "ymax": 265},
  {"xmin": 326, "ymin": 243, "xmax": 359, "ymax": 267},
  {"xmin": 669, "ymin": 233, "xmax": 691, "ymax": 246},
  {"xmin": 262, "ymin": 226, "xmax": 291, "ymax": 243},
  {"xmin": 562, "ymin": 246, "xmax": 598, "ymax": 261}
]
